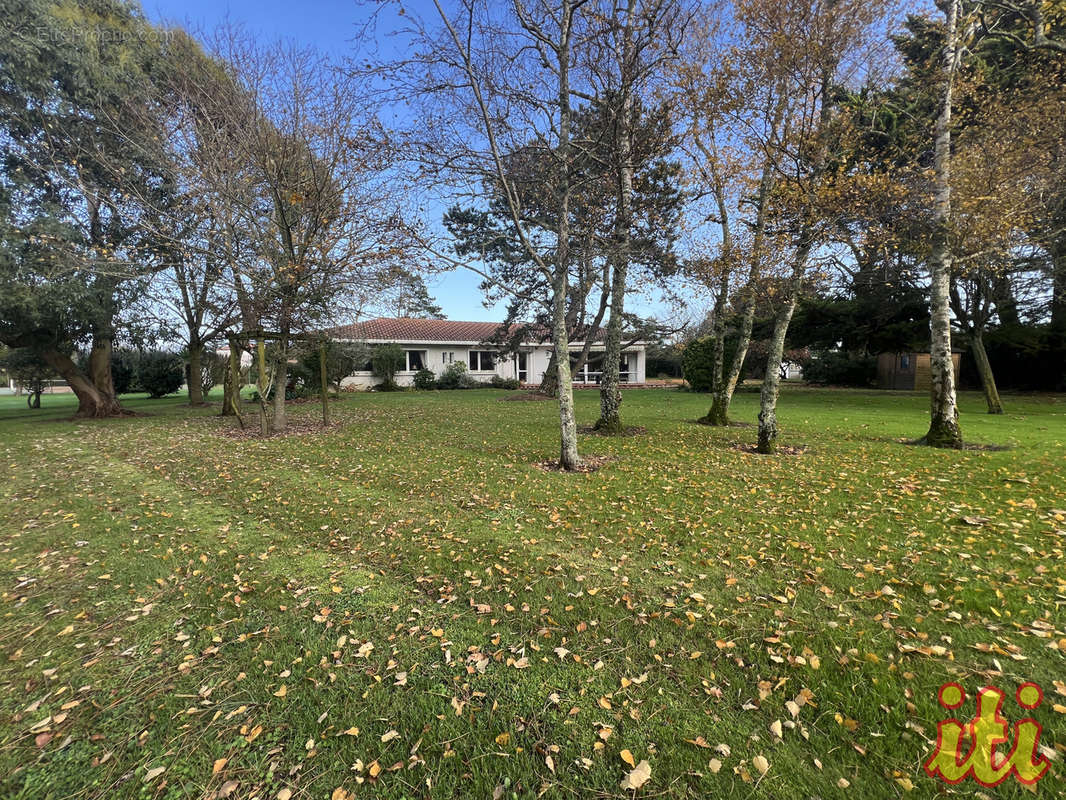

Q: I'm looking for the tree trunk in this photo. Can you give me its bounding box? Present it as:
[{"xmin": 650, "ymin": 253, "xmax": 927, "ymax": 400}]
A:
[
  {"xmin": 38, "ymin": 348, "xmax": 120, "ymax": 418},
  {"xmin": 1051, "ymin": 231, "xmax": 1066, "ymax": 335},
  {"xmin": 540, "ymin": 351, "xmax": 559, "ymax": 397},
  {"xmin": 923, "ymin": 0, "xmax": 963, "ymax": 449},
  {"xmin": 710, "ymin": 267, "xmax": 730, "ymax": 396},
  {"xmin": 594, "ymin": 0, "xmax": 635, "ymax": 435},
  {"xmin": 1050, "ymin": 232, "xmax": 1066, "ymax": 391},
  {"xmin": 187, "ymin": 340, "xmax": 205, "ymax": 405},
  {"xmin": 756, "ymin": 297, "xmax": 797, "ymax": 454},
  {"xmin": 553, "ymin": 0, "xmax": 580, "ymax": 471},
  {"xmin": 87, "ymin": 334, "xmax": 121, "ymax": 413},
  {"xmin": 272, "ymin": 355, "xmax": 287, "ymax": 434},
  {"xmin": 701, "ymin": 297, "xmax": 755, "ymax": 426},
  {"xmin": 221, "ymin": 367, "xmax": 236, "ymax": 415},
  {"xmin": 552, "ymin": 289, "xmax": 581, "ymax": 470},
  {"xmin": 699, "ymin": 147, "xmax": 779, "ymax": 427},
  {"xmin": 969, "ymin": 330, "xmax": 1003, "ymax": 414}
]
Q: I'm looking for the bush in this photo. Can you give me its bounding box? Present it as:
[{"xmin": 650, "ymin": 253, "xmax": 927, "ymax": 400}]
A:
[
  {"xmin": 803, "ymin": 350, "xmax": 876, "ymax": 387},
  {"xmin": 139, "ymin": 350, "xmax": 185, "ymax": 398},
  {"xmin": 490, "ymin": 374, "xmax": 520, "ymax": 390},
  {"xmin": 371, "ymin": 344, "xmax": 405, "ymax": 391},
  {"xmin": 413, "ymin": 368, "xmax": 437, "ymax": 390},
  {"xmin": 1, "ymin": 347, "xmax": 55, "ymax": 408},
  {"xmin": 111, "ymin": 349, "xmax": 137, "ymax": 395},
  {"xmin": 681, "ymin": 337, "xmax": 716, "ymax": 392},
  {"xmin": 436, "ymin": 361, "xmax": 469, "ymax": 390}
]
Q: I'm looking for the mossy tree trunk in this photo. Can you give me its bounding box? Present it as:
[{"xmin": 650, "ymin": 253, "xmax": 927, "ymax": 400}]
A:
[{"xmin": 969, "ymin": 331, "xmax": 1003, "ymax": 414}]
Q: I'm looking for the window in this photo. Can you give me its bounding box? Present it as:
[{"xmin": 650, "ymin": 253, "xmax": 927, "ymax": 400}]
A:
[
  {"xmin": 442, "ymin": 351, "xmax": 455, "ymax": 365},
  {"xmin": 468, "ymin": 350, "xmax": 496, "ymax": 371},
  {"xmin": 517, "ymin": 352, "xmax": 527, "ymax": 382},
  {"xmin": 900, "ymin": 354, "xmax": 910, "ymax": 369},
  {"xmin": 405, "ymin": 350, "xmax": 427, "ymax": 371}
]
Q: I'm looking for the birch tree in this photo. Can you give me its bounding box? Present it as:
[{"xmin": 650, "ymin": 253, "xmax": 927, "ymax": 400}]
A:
[
  {"xmin": 674, "ymin": 1, "xmax": 798, "ymax": 428},
  {"xmin": 392, "ymin": 0, "xmax": 598, "ymax": 469},
  {"xmin": 751, "ymin": 0, "xmax": 887, "ymax": 454}
]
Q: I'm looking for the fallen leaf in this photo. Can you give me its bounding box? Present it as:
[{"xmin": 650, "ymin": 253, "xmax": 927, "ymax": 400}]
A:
[{"xmin": 620, "ymin": 759, "xmax": 652, "ymax": 790}]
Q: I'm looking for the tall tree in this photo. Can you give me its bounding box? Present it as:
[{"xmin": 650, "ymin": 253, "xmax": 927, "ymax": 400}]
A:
[
  {"xmin": 673, "ymin": 1, "xmax": 791, "ymax": 427},
  {"xmin": 589, "ymin": 0, "xmax": 687, "ymax": 433},
  {"xmin": 0, "ymin": 0, "xmax": 176, "ymax": 416},
  {"xmin": 197, "ymin": 32, "xmax": 414, "ymax": 433},
  {"xmin": 752, "ymin": 0, "xmax": 887, "ymax": 454},
  {"xmin": 396, "ymin": 0, "xmax": 602, "ymax": 470}
]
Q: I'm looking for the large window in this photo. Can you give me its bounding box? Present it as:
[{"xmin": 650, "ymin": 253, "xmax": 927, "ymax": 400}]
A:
[
  {"xmin": 405, "ymin": 350, "xmax": 427, "ymax": 371},
  {"xmin": 468, "ymin": 350, "xmax": 496, "ymax": 371},
  {"xmin": 517, "ymin": 352, "xmax": 527, "ymax": 382}
]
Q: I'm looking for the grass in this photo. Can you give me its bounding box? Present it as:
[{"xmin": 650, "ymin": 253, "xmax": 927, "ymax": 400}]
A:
[{"xmin": 0, "ymin": 386, "xmax": 1063, "ymax": 799}]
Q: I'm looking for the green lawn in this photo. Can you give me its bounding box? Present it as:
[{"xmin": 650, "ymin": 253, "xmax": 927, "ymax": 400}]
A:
[{"xmin": 1, "ymin": 387, "xmax": 1063, "ymax": 799}]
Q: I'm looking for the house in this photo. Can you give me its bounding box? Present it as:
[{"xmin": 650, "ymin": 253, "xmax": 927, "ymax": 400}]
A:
[
  {"xmin": 324, "ymin": 317, "xmax": 647, "ymax": 389},
  {"xmin": 877, "ymin": 351, "xmax": 961, "ymax": 391}
]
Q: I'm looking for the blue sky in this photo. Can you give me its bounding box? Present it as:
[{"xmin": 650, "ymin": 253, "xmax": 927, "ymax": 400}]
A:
[
  {"xmin": 143, "ymin": 0, "xmax": 510, "ymax": 322},
  {"xmin": 141, "ymin": 0, "xmax": 692, "ymax": 326}
]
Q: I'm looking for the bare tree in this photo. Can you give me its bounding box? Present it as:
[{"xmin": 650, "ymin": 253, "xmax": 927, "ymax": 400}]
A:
[
  {"xmin": 197, "ymin": 31, "xmax": 415, "ymax": 433},
  {"xmin": 390, "ymin": 0, "xmax": 598, "ymax": 469}
]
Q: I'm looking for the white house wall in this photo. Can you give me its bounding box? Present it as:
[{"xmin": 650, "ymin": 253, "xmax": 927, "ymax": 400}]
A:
[{"xmin": 339, "ymin": 342, "xmax": 645, "ymax": 389}]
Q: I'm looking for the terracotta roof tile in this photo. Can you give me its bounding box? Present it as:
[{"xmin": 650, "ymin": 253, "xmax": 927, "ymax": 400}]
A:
[
  {"xmin": 323, "ymin": 317, "xmax": 611, "ymax": 344},
  {"xmin": 323, "ymin": 317, "xmax": 515, "ymax": 343}
]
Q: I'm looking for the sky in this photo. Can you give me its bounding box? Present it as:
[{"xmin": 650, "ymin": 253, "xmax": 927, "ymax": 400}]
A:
[
  {"xmin": 141, "ymin": 0, "xmax": 695, "ymax": 327},
  {"xmin": 142, "ymin": 0, "xmax": 513, "ymax": 323}
]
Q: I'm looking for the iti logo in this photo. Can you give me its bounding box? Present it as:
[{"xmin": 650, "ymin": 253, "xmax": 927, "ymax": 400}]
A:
[{"xmin": 923, "ymin": 682, "xmax": 1050, "ymax": 787}]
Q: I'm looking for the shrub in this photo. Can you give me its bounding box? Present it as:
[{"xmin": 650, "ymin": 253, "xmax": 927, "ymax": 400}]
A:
[
  {"xmin": 436, "ymin": 361, "xmax": 469, "ymax": 390},
  {"xmin": 371, "ymin": 344, "xmax": 405, "ymax": 391},
  {"xmin": 681, "ymin": 337, "xmax": 716, "ymax": 392},
  {"xmin": 490, "ymin": 374, "xmax": 520, "ymax": 390},
  {"xmin": 139, "ymin": 350, "xmax": 185, "ymax": 398},
  {"xmin": 1, "ymin": 347, "xmax": 54, "ymax": 408},
  {"xmin": 803, "ymin": 350, "xmax": 876, "ymax": 387},
  {"xmin": 413, "ymin": 368, "xmax": 437, "ymax": 390},
  {"xmin": 111, "ymin": 349, "xmax": 138, "ymax": 395}
]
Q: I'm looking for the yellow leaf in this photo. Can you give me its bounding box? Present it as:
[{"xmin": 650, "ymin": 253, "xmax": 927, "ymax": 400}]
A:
[
  {"xmin": 620, "ymin": 749, "xmax": 636, "ymax": 767},
  {"xmin": 495, "ymin": 732, "xmax": 510, "ymax": 746},
  {"xmin": 212, "ymin": 758, "xmax": 228, "ymax": 775},
  {"xmin": 277, "ymin": 790, "xmax": 293, "ymax": 800},
  {"xmin": 752, "ymin": 755, "xmax": 770, "ymax": 775},
  {"xmin": 273, "ymin": 684, "xmax": 287, "ymax": 698}
]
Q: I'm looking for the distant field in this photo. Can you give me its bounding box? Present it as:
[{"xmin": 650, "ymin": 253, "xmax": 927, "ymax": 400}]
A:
[{"xmin": 1, "ymin": 387, "xmax": 1063, "ymax": 799}]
